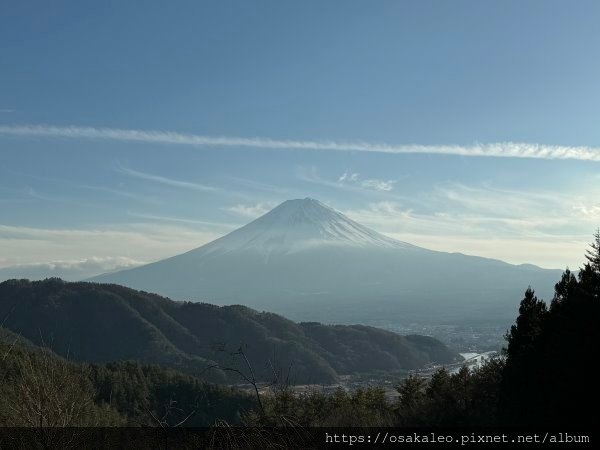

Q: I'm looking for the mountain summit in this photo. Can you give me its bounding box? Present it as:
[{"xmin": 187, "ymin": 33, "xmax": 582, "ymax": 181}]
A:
[
  {"xmin": 92, "ymin": 199, "xmax": 561, "ymax": 325},
  {"xmin": 203, "ymin": 198, "xmax": 410, "ymax": 256}
]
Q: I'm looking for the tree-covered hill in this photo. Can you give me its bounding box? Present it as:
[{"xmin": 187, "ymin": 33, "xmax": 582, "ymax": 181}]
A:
[
  {"xmin": 0, "ymin": 340, "xmax": 255, "ymax": 427},
  {"xmin": 0, "ymin": 279, "xmax": 458, "ymax": 384}
]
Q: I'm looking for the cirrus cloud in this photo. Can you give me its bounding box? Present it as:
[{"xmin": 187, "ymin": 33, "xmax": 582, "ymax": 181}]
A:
[{"xmin": 1, "ymin": 124, "xmax": 600, "ymax": 161}]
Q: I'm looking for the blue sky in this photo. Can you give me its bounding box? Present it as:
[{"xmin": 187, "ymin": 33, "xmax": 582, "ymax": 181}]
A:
[{"xmin": 1, "ymin": 1, "xmax": 600, "ymax": 277}]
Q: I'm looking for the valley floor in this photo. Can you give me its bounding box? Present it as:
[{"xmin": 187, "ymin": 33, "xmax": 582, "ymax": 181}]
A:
[
  {"xmin": 235, "ymin": 351, "xmax": 499, "ymax": 405},
  {"xmin": 374, "ymin": 322, "xmax": 506, "ymax": 352}
]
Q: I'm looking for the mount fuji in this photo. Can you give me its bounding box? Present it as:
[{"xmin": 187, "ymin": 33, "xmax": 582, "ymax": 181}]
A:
[{"xmin": 91, "ymin": 198, "xmax": 561, "ymax": 324}]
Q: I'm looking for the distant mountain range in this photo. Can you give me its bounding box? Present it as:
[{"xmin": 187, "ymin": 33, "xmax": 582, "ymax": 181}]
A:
[
  {"xmin": 0, "ymin": 279, "xmax": 458, "ymax": 384},
  {"xmin": 91, "ymin": 198, "xmax": 562, "ymax": 324}
]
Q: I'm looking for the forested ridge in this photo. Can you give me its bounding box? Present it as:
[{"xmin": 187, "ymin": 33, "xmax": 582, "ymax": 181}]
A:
[{"xmin": 0, "ymin": 279, "xmax": 456, "ymax": 385}]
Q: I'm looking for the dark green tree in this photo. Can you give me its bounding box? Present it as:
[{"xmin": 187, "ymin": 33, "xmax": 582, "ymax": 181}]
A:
[
  {"xmin": 584, "ymin": 228, "xmax": 600, "ymax": 272},
  {"xmin": 395, "ymin": 374, "xmax": 426, "ymax": 425},
  {"xmin": 504, "ymin": 288, "xmax": 547, "ymax": 360},
  {"xmin": 500, "ymin": 232, "xmax": 600, "ymax": 426},
  {"xmin": 580, "ymin": 228, "xmax": 600, "ymax": 300}
]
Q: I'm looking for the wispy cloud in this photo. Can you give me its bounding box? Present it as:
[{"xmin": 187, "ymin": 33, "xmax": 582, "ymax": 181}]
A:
[
  {"xmin": 2, "ymin": 124, "xmax": 600, "ymax": 161},
  {"xmin": 77, "ymin": 184, "xmax": 160, "ymax": 204},
  {"xmin": 295, "ymin": 167, "xmax": 377, "ymax": 200},
  {"xmin": 127, "ymin": 211, "xmax": 237, "ymax": 229},
  {"xmin": 343, "ymin": 200, "xmax": 590, "ymax": 269},
  {"xmin": 432, "ymin": 182, "xmax": 588, "ymax": 223},
  {"xmin": 26, "ymin": 172, "xmax": 160, "ymax": 204},
  {"xmin": 0, "ymin": 222, "xmax": 223, "ymax": 268},
  {"xmin": 360, "ymin": 179, "xmax": 396, "ymax": 191},
  {"xmin": 573, "ymin": 204, "xmax": 600, "ymax": 219},
  {"xmin": 337, "ymin": 171, "xmax": 397, "ymax": 192},
  {"xmin": 223, "ymin": 201, "xmax": 278, "ymax": 219},
  {"xmin": 1, "ymin": 256, "xmax": 142, "ymax": 271},
  {"xmin": 117, "ymin": 165, "xmax": 219, "ymax": 192},
  {"xmin": 338, "ymin": 172, "xmax": 360, "ymax": 183},
  {"xmin": 25, "ymin": 187, "xmax": 98, "ymax": 208},
  {"xmin": 0, "ymin": 256, "xmax": 144, "ymax": 282},
  {"xmin": 347, "ymin": 180, "xmax": 600, "ymax": 237},
  {"xmin": 0, "ymin": 109, "xmax": 14, "ymax": 113},
  {"xmin": 297, "ymin": 167, "xmax": 403, "ymax": 198},
  {"xmin": 297, "ymin": 166, "xmax": 373, "ymax": 196}
]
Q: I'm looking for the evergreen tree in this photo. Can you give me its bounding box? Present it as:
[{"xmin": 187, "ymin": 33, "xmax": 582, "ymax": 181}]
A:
[
  {"xmin": 395, "ymin": 374, "xmax": 426, "ymax": 425},
  {"xmin": 584, "ymin": 228, "xmax": 600, "ymax": 272},
  {"xmin": 396, "ymin": 375, "xmax": 426, "ymax": 410},
  {"xmin": 504, "ymin": 288, "xmax": 547, "ymax": 360},
  {"xmin": 581, "ymin": 229, "xmax": 600, "ymax": 300}
]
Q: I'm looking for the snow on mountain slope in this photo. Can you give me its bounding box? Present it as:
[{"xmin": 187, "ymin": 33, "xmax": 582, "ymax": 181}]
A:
[{"xmin": 198, "ymin": 198, "xmax": 413, "ymax": 256}]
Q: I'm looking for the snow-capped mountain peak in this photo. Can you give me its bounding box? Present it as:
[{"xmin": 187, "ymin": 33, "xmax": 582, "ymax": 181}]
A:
[{"xmin": 204, "ymin": 198, "xmax": 411, "ymax": 255}]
